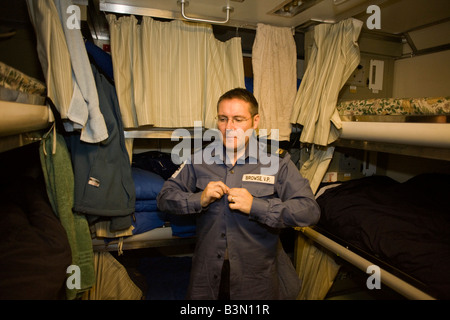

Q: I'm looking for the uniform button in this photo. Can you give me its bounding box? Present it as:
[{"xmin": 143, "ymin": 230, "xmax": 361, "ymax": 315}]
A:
[
  {"xmin": 221, "ymin": 233, "xmax": 226, "ymax": 238},
  {"xmin": 217, "ymin": 254, "xmax": 221, "ymax": 259},
  {"xmin": 230, "ymin": 170, "xmax": 234, "ymax": 174}
]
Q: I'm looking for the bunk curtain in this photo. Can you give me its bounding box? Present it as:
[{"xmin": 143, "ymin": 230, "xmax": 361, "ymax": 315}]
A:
[
  {"xmin": 292, "ymin": 19, "xmax": 363, "ymax": 299},
  {"xmin": 290, "ymin": 18, "xmax": 363, "ymax": 194},
  {"xmin": 252, "ymin": 23, "xmax": 297, "ymax": 141},
  {"xmin": 82, "ymin": 252, "xmax": 143, "ymax": 300},
  {"xmin": 295, "ymin": 234, "xmax": 340, "ymax": 300},
  {"xmin": 25, "ymin": 0, "xmax": 72, "ymax": 120},
  {"xmin": 107, "ymin": 15, "xmax": 245, "ymax": 129},
  {"xmin": 26, "ymin": 0, "xmax": 108, "ymax": 143},
  {"xmin": 290, "ymin": 18, "xmax": 363, "ymax": 146}
]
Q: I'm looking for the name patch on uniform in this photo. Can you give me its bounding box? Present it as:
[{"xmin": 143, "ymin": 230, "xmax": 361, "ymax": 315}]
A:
[{"xmin": 242, "ymin": 174, "xmax": 275, "ymax": 184}]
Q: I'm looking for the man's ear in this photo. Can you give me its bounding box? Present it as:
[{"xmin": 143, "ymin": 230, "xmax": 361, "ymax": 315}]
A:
[{"xmin": 252, "ymin": 114, "xmax": 260, "ymax": 129}]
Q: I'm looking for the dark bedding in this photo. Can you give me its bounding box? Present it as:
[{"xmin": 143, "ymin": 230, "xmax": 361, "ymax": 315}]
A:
[{"xmin": 316, "ymin": 174, "xmax": 450, "ymax": 299}]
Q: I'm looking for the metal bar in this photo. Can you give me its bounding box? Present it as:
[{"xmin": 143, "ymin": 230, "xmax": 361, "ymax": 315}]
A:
[
  {"xmin": 339, "ymin": 121, "xmax": 450, "ymax": 149},
  {"xmin": 100, "ymin": 1, "xmax": 180, "ymax": 20},
  {"xmin": 178, "ymin": 0, "xmax": 233, "ymax": 25},
  {"xmin": 332, "ymin": 138, "xmax": 450, "ymax": 162}
]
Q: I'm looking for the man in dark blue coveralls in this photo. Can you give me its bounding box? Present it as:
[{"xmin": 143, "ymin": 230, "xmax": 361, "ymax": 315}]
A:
[{"xmin": 157, "ymin": 88, "xmax": 320, "ymax": 300}]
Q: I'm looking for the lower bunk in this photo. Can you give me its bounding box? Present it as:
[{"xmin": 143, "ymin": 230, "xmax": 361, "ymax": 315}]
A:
[
  {"xmin": 91, "ymin": 154, "xmax": 196, "ymax": 253},
  {"xmin": 92, "ymin": 225, "xmax": 196, "ymax": 252},
  {"xmin": 296, "ymin": 173, "xmax": 450, "ymax": 300}
]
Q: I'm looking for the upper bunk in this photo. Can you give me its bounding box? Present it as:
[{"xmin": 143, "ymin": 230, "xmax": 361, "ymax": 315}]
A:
[{"xmin": 333, "ymin": 96, "xmax": 450, "ymax": 161}]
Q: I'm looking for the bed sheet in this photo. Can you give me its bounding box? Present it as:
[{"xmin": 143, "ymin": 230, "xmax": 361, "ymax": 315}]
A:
[
  {"xmin": 0, "ymin": 61, "xmax": 46, "ymax": 97},
  {"xmin": 316, "ymin": 174, "xmax": 450, "ymax": 299},
  {"xmin": 337, "ymin": 97, "xmax": 450, "ymax": 116}
]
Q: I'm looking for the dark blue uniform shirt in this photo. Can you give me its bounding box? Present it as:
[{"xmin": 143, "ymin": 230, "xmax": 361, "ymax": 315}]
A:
[{"xmin": 157, "ymin": 138, "xmax": 320, "ymax": 299}]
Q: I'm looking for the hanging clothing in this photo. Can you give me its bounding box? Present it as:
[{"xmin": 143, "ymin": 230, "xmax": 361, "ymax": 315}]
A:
[
  {"xmin": 290, "ymin": 18, "xmax": 363, "ymax": 146},
  {"xmin": 107, "ymin": 16, "xmax": 245, "ymax": 129},
  {"xmin": 252, "ymin": 23, "xmax": 297, "ymax": 141},
  {"xmin": 39, "ymin": 129, "xmax": 95, "ymax": 299},
  {"xmin": 85, "ymin": 40, "xmax": 114, "ymax": 83},
  {"xmin": 53, "ymin": 0, "xmax": 108, "ymax": 143},
  {"xmin": 65, "ymin": 63, "xmax": 135, "ymax": 231},
  {"xmin": 26, "ymin": 0, "xmax": 108, "ymax": 143}
]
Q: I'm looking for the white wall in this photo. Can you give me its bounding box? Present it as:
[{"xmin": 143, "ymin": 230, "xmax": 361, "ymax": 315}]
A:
[{"xmin": 393, "ymin": 49, "xmax": 450, "ymax": 98}]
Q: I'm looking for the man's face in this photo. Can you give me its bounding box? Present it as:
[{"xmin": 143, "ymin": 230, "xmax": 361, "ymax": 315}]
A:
[{"xmin": 217, "ymin": 98, "xmax": 259, "ymax": 152}]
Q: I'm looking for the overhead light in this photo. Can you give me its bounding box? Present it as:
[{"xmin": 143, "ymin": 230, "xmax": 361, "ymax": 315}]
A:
[{"xmin": 269, "ymin": 0, "xmax": 320, "ymax": 18}]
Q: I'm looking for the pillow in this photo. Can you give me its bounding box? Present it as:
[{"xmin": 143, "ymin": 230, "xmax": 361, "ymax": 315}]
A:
[
  {"xmin": 132, "ymin": 211, "xmax": 166, "ymax": 235},
  {"xmin": 135, "ymin": 199, "xmax": 159, "ymax": 212},
  {"xmin": 132, "ymin": 167, "xmax": 165, "ymax": 200}
]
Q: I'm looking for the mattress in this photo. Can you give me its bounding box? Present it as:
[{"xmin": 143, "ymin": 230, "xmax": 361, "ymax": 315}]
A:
[
  {"xmin": 337, "ymin": 96, "xmax": 450, "ymax": 117},
  {"xmin": 0, "ymin": 61, "xmax": 46, "ymax": 98},
  {"xmin": 92, "ymin": 165, "xmax": 196, "ymax": 252},
  {"xmin": 315, "ymin": 173, "xmax": 450, "ymax": 300}
]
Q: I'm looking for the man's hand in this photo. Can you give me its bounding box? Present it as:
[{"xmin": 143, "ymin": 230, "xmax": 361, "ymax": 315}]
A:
[
  {"xmin": 200, "ymin": 181, "xmax": 230, "ymax": 208},
  {"xmin": 228, "ymin": 188, "xmax": 253, "ymax": 214}
]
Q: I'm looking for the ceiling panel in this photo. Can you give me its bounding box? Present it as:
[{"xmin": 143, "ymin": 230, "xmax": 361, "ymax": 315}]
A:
[
  {"xmin": 353, "ymin": 0, "xmax": 450, "ymax": 34},
  {"xmin": 98, "ymin": 0, "xmax": 371, "ymax": 29},
  {"xmin": 1, "ymin": 0, "xmax": 448, "ymax": 56}
]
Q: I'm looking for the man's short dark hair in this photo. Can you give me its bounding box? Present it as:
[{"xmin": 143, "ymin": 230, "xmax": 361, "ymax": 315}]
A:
[{"xmin": 217, "ymin": 88, "xmax": 259, "ymax": 116}]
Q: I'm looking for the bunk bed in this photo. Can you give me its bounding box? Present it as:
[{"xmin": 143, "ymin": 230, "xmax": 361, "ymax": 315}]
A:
[
  {"xmin": 0, "ymin": 62, "xmax": 73, "ymax": 299},
  {"xmin": 337, "ymin": 97, "xmax": 450, "ymax": 154},
  {"xmin": 4, "ymin": 61, "xmax": 449, "ymax": 299},
  {"xmin": 296, "ymin": 96, "xmax": 450, "ymax": 300},
  {"xmin": 0, "ymin": 60, "xmax": 194, "ymax": 254},
  {"xmin": 91, "ymin": 158, "xmax": 197, "ymax": 252}
]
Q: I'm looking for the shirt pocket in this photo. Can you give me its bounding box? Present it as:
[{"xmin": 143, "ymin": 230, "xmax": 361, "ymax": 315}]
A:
[
  {"xmin": 196, "ymin": 175, "xmax": 222, "ymax": 191},
  {"xmin": 242, "ymin": 181, "xmax": 275, "ymax": 199}
]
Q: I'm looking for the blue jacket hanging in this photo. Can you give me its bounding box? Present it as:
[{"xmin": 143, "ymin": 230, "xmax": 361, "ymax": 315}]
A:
[{"xmin": 65, "ymin": 63, "xmax": 135, "ymax": 231}]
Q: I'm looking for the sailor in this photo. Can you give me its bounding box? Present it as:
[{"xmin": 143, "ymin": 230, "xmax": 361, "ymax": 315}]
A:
[{"xmin": 157, "ymin": 88, "xmax": 320, "ymax": 299}]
